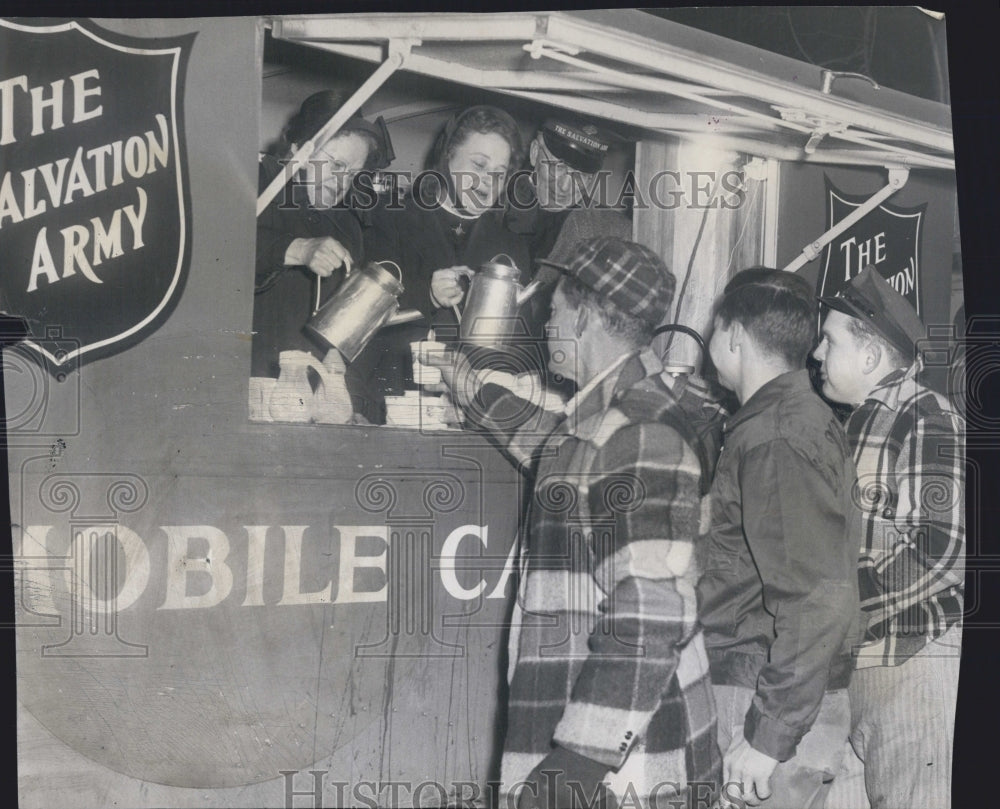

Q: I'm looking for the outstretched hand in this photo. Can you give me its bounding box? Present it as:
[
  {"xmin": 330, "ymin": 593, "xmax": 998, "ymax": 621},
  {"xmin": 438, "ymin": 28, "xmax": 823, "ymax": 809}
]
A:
[{"xmin": 422, "ymin": 346, "xmax": 480, "ymax": 409}]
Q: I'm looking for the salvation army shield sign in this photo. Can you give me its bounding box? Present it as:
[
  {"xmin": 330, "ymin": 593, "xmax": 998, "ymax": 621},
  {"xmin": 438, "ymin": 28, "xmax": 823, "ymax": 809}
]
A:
[
  {"xmin": 819, "ymin": 176, "xmax": 925, "ymax": 315},
  {"xmin": 0, "ymin": 19, "xmax": 193, "ymax": 371}
]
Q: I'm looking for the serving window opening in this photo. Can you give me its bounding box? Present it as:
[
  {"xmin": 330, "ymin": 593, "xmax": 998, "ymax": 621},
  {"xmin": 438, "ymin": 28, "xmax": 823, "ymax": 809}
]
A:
[{"xmin": 249, "ymin": 27, "xmax": 639, "ymax": 430}]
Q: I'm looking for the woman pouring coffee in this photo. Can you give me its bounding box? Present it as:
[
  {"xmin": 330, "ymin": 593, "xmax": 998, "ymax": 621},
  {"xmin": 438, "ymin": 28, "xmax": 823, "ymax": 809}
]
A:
[
  {"xmin": 252, "ymin": 90, "xmax": 393, "ymax": 381},
  {"xmin": 370, "ymin": 106, "xmax": 529, "ymax": 322},
  {"xmin": 363, "ymin": 105, "xmax": 532, "ymax": 393}
]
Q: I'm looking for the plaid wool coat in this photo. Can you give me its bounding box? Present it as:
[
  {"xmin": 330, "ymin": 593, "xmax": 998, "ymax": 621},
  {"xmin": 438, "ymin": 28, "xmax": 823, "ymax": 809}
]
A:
[
  {"xmin": 470, "ymin": 350, "xmax": 723, "ymax": 807},
  {"xmin": 846, "ymin": 361, "xmax": 966, "ymax": 668}
]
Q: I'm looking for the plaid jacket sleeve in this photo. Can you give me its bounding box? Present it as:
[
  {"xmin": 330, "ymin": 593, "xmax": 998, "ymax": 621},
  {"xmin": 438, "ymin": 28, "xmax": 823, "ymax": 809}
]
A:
[
  {"xmin": 551, "ymin": 420, "xmax": 703, "ymax": 769},
  {"xmin": 860, "ymin": 407, "xmax": 965, "ymax": 631},
  {"xmin": 467, "ymin": 382, "xmax": 565, "ymax": 473}
]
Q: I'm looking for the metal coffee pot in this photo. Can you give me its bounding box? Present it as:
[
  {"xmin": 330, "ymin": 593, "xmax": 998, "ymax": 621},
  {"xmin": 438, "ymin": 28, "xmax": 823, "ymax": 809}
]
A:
[
  {"xmin": 305, "ymin": 260, "xmax": 423, "ymax": 361},
  {"xmin": 458, "ymin": 255, "xmax": 541, "ymax": 347}
]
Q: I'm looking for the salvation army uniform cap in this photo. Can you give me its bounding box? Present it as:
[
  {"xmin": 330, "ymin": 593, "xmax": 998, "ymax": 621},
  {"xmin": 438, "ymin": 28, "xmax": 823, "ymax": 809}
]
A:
[
  {"xmin": 540, "ymin": 118, "xmax": 610, "ymax": 174},
  {"xmin": 539, "ymin": 237, "xmax": 675, "ymax": 327},
  {"xmin": 818, "ymin": 265, "xmax": 926, "ymax": 357}
]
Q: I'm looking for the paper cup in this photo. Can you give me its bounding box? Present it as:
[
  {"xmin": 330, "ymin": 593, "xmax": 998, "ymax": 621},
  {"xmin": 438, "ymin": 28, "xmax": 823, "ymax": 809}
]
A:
[
  {"xmin": 384, "ymin": 395, "xmax": 422, "ymax": 427},
  {"xmin": 411, "ymin": 340, "xmax": 446, "ymax": 386},
  {"xmin": 248, "ymin": 377, "xmax": 277, "ymax": 421}
]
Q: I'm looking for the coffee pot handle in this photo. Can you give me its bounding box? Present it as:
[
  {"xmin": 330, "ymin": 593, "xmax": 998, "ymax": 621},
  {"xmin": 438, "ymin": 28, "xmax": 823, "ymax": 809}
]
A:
[
  {"xmin": 375, "ymin": 259, "xmax": 403, "ymax": 283},
  {"xmin": 488, "ymin": 253, "xmax": 517, "ymax": 269}
]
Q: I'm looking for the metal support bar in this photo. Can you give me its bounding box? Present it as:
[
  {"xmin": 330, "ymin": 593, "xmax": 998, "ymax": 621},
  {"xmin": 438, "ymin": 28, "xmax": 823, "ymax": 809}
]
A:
[
  {"xmin": 506, "ymin": 88, "xmax": 952, "ymax": 169},
  {"xmin": 529, "ymin": 44, "xmax": 951, "ymax": 169},
  {"xmin": 820, "ymin": 129, "xmax": 950, "ymax": 166},
  {"xmin": 776, "ymin": 105, "xmax": 951, "ymax": 166},
  {"xmin": 782, "ymin": 167, "xmax": 910, "ymax": 273},
  {"xmin": 267, "ymin": 13, "xmax": 952, "ymax": 172},
  {"xmin": 526, "ymin": 43, "xmax": 813, "ymax": 137},
  {"xmin": 256, "ymin": 40, "xmax": 412, "ymax": 217},
  {"xmin": 272, "ymin": 12, "xmax": 540, "ymax": 44},
  {"xmin": 303, "ymin": 39, "xmax": 633, "ymax": 94},
  {"xmin": 541, "ymin": 12, "xmax": 952, "ymax": 154},
  {"xmin": 506, "ymin": 88, "xmax": 778, "ymax": 133},
  {"xmin": 804, "ymin": 123, "xmax": 845, "ymax": 154},
  {"xmin": 269, "ymin": 11, "xmax": 951, "ymax": 163}
]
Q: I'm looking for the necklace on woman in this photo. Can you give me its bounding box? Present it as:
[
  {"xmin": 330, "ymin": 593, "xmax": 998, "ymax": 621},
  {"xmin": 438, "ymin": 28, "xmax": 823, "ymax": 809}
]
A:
[{"xmin": 438, "ymin": 195, "xmax": 479, "ymax": 237}]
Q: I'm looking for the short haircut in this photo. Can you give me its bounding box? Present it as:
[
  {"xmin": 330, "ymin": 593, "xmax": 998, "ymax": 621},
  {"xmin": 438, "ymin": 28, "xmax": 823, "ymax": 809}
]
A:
[
  {"xmin": 558, "ymin": 274, "xmax": 655, "ymax": 348},
  {"xmin": 844, "ymin": 314, "xmax": 909, "ymax": 369},
  {"xmin": 714, "ymin": 268, "xmax": 816, "ymax": 367},
  {"xmin": 723, "ymin": 265, "xmax": 792, "ymax": 295}
]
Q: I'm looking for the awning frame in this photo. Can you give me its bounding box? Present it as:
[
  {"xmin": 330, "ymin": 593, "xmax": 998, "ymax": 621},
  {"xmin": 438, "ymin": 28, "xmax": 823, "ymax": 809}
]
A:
[{"xmin": 267, "ymin": 10, "xmax": 954, "ymax": 172}]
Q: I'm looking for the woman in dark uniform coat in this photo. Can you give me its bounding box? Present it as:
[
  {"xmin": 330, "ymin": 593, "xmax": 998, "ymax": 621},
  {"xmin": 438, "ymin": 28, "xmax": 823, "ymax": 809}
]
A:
[
  {"xmin": 252, "ymin": 90, "xmax": 393, "ymax": 421},
  {"xmin": 365, "ymin": 105, "xmax": 532, "ymax": 392}
]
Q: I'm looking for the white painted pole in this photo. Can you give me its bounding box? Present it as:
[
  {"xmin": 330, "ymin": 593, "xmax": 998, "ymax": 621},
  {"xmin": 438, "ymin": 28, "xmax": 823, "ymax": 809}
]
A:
[{"xmin": 782, "ymin": 167, "xmax": 909, "ymax": 273}]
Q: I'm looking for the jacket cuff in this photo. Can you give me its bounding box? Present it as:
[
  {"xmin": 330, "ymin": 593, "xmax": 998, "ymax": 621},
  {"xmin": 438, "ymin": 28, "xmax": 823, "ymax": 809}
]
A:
[
  {"xmin": 553, "ymin": 701, "xmax": 641, "ymax": 770},
  {"xmin": 256, "ymin": 234, "xmax": 295, "ymax": 287},
  {"xmin": 461, "ymin": 383, "xmax": 506, "ymax": 431},
  {"xmin": 743, "ymin": 702, "xmax": 799, "ymax": 762}
]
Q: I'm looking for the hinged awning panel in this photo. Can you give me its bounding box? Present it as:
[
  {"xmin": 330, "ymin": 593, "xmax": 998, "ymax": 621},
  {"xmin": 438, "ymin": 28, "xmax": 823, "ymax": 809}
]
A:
[{"xmin": 269, "ymin": 10, "xmax": 954, "ymax": 171}]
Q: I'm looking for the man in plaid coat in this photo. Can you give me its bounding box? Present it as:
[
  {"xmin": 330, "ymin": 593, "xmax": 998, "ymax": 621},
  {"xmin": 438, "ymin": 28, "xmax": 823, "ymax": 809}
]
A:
[
  {"xmin": 433, "ymin": 237, "xmax": 724, "ymax": 809},
  {"xmin": 814, "ymin": 267, "xmax": 965, "ymax": 809}
]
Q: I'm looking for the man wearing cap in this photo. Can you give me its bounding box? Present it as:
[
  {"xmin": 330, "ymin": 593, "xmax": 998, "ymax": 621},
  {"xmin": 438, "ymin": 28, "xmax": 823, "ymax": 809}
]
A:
[
  {"xmin": 814, "ymin": 266, "xmax": 965, "ymax": 809},
  {"xmin": 429, "ymin": 237, "xmax": 722, "ymax": 809},
  {"xmin": 508, "ymin": 119, "xmax": 631, "ymax": 263},
  {"xmin": 505, "ymin": 119, "xmax": 632, "ymax": 363},
  {"xmin": 697, "ymin": 268, "xmax": 860, "ymax": 809}
]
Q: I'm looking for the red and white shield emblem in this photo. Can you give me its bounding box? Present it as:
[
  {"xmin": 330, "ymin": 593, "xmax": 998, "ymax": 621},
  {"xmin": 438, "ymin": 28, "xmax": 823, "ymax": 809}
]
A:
[
  {"xmin": 0, "ymin": 18, "xmax": 193, "ymax": 371},
  {"xmin": 820, "ymin": 176, "xmax": 926, "ymax": 315}
]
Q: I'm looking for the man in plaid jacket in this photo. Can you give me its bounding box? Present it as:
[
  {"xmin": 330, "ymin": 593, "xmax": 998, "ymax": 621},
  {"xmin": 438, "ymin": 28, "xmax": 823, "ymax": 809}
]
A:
[
  {"xmin": 814, "ymin": 267, "xmax": 965, "ymax": 809},
  {"xmin": 432, "ymin": 238, "xmax": 724, "ymax": 809}
]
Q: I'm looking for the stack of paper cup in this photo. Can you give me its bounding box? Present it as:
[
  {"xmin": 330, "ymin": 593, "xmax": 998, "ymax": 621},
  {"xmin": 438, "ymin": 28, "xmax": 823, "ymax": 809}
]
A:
[
  {"xmin": 410, "ymin": 339, "xmax": 446, "ymax": 387},
  {"xmin": 422, "ymin": 393, "xmax": 460, "ymax": 428},
  {"xmin": 384, "ymin": 390, "xmax": 461, "ymax": 430},
  {"xmin": 248, "ymin": 377, "xmax": 277, "ymax": 421},
  {"xmin": 385, "ymin": 390, "xmax": 423, "ymax": 427}
]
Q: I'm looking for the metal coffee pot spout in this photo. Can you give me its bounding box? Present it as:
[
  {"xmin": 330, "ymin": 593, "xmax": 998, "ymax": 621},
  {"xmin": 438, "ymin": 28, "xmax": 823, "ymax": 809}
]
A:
[
  {"xmin": 515, "ymin": 278, "xmax": 541, "ymax": 306},
  {"xmin": 384, "ymin": 308, "xmax": 424, "ymax": 327}
]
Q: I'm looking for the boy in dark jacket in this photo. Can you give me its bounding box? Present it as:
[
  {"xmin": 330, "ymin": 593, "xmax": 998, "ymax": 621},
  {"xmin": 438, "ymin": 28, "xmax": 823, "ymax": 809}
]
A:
[{"xmin": 697, "ymin": 269, "xmax": 860, "ymax": 809}]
